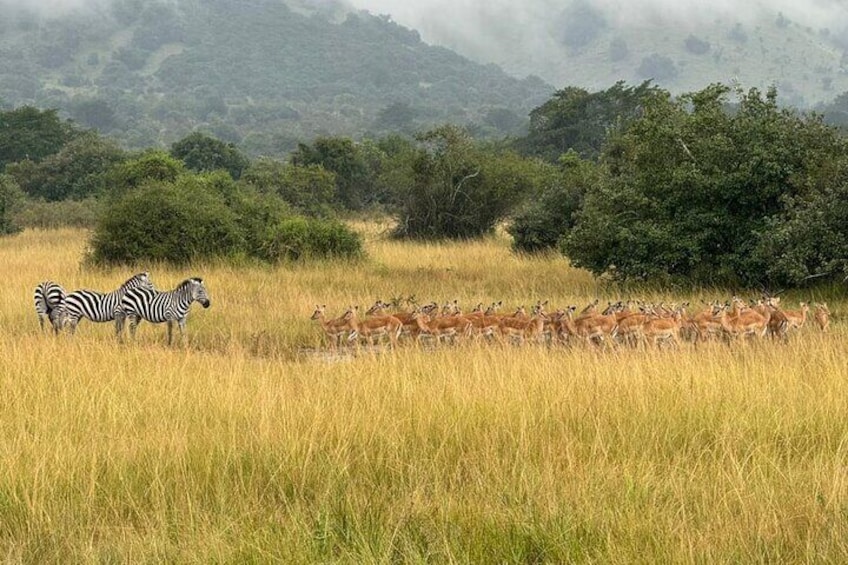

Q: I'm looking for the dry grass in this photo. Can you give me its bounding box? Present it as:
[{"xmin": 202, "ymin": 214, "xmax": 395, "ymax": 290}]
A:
[{"xmin": 1, "ymin": 228, "xmax": 847, "ymax": 562}]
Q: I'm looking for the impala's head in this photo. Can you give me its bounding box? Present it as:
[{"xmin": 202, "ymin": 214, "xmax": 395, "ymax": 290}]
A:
[
  {"xmin": 815, "ymin": 302, "xmax": 830, "ymax": 314},
  {"xmin": 310, "ymin": 305, "xmax": 326, "ymax": 320},
  {"xmin": 365, "ymin": 300, "xmax": 386, "ymax": 315},
  {"xmin": 421, "ymin": 302, "xmax": 439, "ymax": 316}
]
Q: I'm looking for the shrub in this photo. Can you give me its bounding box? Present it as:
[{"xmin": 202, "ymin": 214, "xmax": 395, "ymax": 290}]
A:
[
  {"xmin": 509, "ymin": 153, "xmax": 595, "ymax": 253},
  {"xmin": 88, "ymin": 171, "xmax": 362, "ymax": 265},
  {"xmin": 259, "ymin": 217, "xmax": 363, "ymax": 262},
  {"xmin": 392, "ymin": 126, "xmax": 530, "ymax": 240},
  {"xmin": 88, "ymin": 178, "xmax": 244, "ymax": 265}
]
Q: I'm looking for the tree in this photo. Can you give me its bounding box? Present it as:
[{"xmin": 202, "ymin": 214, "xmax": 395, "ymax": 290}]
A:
[
  {"xmin": 6, "ymin": 132, "xmax": 126, "ymax": 201},
  {"xmin": 516, "ymin": 81, "xmax": 657, "ymax": 162},
  {"xmin": 0, "ymin": 174, "xmax": 23, "ymax": 235},
  {"xmin": 290, "ymin": 137, "xmax": 373, "ymax": 210},
  {"xmin": 561, "ymin": 84, "xmax": 848, "ymax": 287},
  {"xmin": 240, "ymin": 158, "xmax": 336, "ymax": 217},
  {"xmin": 509, "ymin": 151, "xmax": 597, "ymax": 253},
  {"xmin": 107, "ymin": 150, "xmax": 185, "ymax": 193},
  {"xmin": 0, "ymin": 106, "xmax": 77, "ymax": 169},
  {"xmin": 170, "ymin": 132, "xmax": 250, "ymax": 180},
  {"xmin": 392, "ymin": 125, "xmax": 532, "ymax": 240}
]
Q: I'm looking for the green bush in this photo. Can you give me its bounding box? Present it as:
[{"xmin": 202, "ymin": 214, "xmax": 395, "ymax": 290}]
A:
[
  {"xmin": 260, "ymin": 217, "xmax": 363, "ymax": 262},
  {"xmin": 89, "ymin": 178, "xmax": 244, "ymax": 265},
  {"xmin": 509, "ymin": 152, "xmax": 595, "ymax": 253},
  {"xmin": 88, "ymin": 170, "xmax": 363, "ymax": 265}
]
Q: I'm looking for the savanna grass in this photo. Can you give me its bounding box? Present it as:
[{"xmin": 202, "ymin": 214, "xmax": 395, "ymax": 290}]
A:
[{"xmin": 0, "ymin": 228, "xmax": 846, "ymax": 562}]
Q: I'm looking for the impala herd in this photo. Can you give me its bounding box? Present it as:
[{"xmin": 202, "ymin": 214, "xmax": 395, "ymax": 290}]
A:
[{"xmin": 311, "ymin": 296, "xmax": 832, "ymax": 350}]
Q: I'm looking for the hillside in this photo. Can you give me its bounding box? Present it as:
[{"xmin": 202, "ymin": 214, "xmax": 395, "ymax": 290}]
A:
[
  {"xmin": 0, "ymin": 0, "xmax": 552, "ymax": 154},
  {"xmin": 354, "ymin": 1, "xmax": 848, "ymax": 109}
]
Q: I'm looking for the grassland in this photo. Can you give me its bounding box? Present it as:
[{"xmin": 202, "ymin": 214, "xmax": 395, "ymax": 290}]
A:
[{"xmin": 1, "ymin": 227, "xmax": 847, "ymax": 562}]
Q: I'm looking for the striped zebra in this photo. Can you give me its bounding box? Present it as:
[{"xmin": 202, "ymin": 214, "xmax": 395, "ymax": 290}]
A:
[
  {"xmin": 33, "ymin": 280, "xmax": 66, "ymax": 333},
  {"xmin": 115, "ymin": 277, "xmax": 211, "ymax": 345},
  {"xmin": 62, "ymin": 272, "xmax": 154, "ymax": 334}
]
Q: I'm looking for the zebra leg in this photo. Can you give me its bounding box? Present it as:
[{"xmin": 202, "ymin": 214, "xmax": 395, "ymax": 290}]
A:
[
  {"xmin": 65, "ymin": 315, "xmax": 79, "ymax": 335},
  {"xmin": 178, "ymin": 318, "xmax": 188, "ymax": 346},
  {"xmin": 128, "ymin": 314, "xmax": 141, "ymax": 340},
  {"xmin": 167, "ymin": 320, "xmax": 174, "ymax": 346},
  {"xmin": 38, "ymin": 314, "xmax": 46, "ymax": 332},
  {"xmin": 114, "ymin": 311, "xmax": 126, "ymax": 341}
]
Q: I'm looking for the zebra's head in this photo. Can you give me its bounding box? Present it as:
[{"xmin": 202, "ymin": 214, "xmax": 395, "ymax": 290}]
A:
[
  {"xmin": 126, "ymin": 271, "xmax": 155, "ymax": 291},
  {"xmin": 188, "ymin": 277, "xmax": 211, "ymax": 308}
]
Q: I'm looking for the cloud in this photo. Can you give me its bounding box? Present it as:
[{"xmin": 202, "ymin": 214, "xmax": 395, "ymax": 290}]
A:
[{"xmin": 350, "ymin": 0, "xmax": 848, "ymax": 43}]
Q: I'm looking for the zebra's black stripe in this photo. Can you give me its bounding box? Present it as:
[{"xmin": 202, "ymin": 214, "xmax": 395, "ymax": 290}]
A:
[
  {"xmin": 63, "ymin": 272, "xmax": 154, "ymax": 333},
  {"xmin": 116, "ymin": 277, "xmax": 211, "ymax": 345}
]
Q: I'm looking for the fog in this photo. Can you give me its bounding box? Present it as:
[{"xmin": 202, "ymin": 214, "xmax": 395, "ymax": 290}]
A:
[
  {"xmin": 349, "ymin": 1, "xmax": 847, "ymax": 71},
  {"xmin": 350, "ymin": 0, "xmax": 847, "ymax": 36}
]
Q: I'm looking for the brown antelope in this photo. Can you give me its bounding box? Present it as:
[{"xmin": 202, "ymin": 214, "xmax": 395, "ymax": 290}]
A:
[
  {"xmin": 571, "ymin": 310, "xmax": 619, "ymax": 347},
  {"xmin": 642, "ymin": 307, "xmax": 684, "ymax": 348},
  {"xmin": 497, "ymin": 312, "xmax": 547, "ymax": 345},
  {"xmin": 346, "ymin": 306, "xmax": 403, "ymax": 348},
  {"xmin": 782, "ymin": 302, "xmax": 810, "ymax": 332},
  {"xmin": 310, "ymin": 305, "xmax": 355, "ymax": 348},
  {"xmin": 687, "ymin": 301, "xmax": 730, "ymax": 342},
  {"xmin": 813, "ymin": 302, "xmax": 830, "ymax": 332},
  {"xmin": 718, "ymin": 297, "xmax": 769, "ymax": 339},
  {"xmin": 409, "ymin": 309, "xmax": 473, "ymax": 344},
  {"xmin": 615, "ymin": 308, "xmax": 651, "ymax": 346}
]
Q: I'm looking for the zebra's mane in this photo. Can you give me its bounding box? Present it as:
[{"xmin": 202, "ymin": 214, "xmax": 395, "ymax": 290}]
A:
[
  {"xmin": 121, "ymin": 272, "xmax": 150, "ymax": 287},
  {"xmin": 177, "ymin": 277, "xmax": 203, "ymax": 289}
]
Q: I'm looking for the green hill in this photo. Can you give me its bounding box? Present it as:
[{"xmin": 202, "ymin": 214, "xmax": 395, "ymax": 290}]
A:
[
  {"xmin": 0, "ymin": 0, "xmax": 552, "ymax": 154},
  {"xmin": 393, "ymin": 2, "xmax": 848, "ymax": 109}
]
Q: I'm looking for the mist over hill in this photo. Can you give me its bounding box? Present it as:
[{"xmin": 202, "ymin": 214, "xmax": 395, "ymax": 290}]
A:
[
  {"xmin": 0, "ymin": 0, "xmax": 552, "ymax": 154},
  {"xmin": 350, "ymin": 0, "xmax": 848, "ymax": 107}
]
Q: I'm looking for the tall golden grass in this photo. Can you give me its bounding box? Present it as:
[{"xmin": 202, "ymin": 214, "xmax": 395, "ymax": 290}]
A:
[{"xmin": 1, "ymin": 227, "xmax": 846, "ymax": 562}]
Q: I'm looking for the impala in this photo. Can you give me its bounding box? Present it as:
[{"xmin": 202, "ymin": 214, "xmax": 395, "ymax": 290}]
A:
[
  {"xmin": 641, "ymin": 307, "xmax": 684, "ymax": 348},
  {"xmin": 813, "ymin": 302, "xmax": 830, "ymax": 332},
  {"xmin": 782, "ymin": 302, "xmax": 810, "ymax": 332},
  {"xmin": 310, "ymin": 305, "xmax": 355, "ymax": 348},
  {"xmin": 346, "ymin": 306, "xmax": 403, "ymax": 348},
  {"xmin": 497, "ymin": 311, "xmax": 547, "ymax": 345},
  {"xmin": 718, "ymin": 297, "xmax": 769, "ymax": 339},
  {"xmin": 409, "ymin": 309, "xmax": 473, "ymax": 344}
]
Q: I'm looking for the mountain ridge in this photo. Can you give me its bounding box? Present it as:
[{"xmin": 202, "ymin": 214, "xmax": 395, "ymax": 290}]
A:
[{"xmin": 0, "ymin": 0, "xmax": 552, "ymax": 154}]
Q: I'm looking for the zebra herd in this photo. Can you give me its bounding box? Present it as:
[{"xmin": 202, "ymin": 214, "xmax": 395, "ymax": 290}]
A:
[{"xmin": 33, "ymin": 273, "xmax": 211, "ymax": 344}]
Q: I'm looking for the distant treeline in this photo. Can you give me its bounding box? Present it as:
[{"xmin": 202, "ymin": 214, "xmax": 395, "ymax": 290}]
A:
[{"xmin": 2, "ymin": 81, "xmax": 848, "ymax": 289}]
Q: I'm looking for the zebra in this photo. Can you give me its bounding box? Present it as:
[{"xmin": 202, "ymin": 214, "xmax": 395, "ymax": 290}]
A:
[
  {"xmin": 115, "ymin": 277, "xmax": 211, "ymax": 345},
  {"xmin": 33, "ymin": 280, "xmax": 66, "ymax": 334},
  {"xmin": 62, "ymin": 272, "xmax": 154, "ymax": 334}
]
